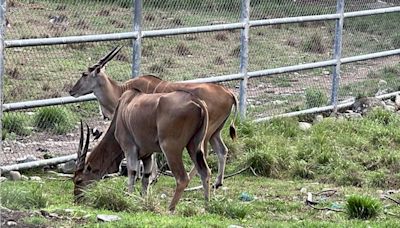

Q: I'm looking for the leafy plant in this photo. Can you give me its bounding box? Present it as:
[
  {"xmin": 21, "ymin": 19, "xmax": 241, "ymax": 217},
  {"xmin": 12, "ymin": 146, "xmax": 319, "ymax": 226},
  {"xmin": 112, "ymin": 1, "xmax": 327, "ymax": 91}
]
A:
[
  {"xmin": 305, "ymin": 88, "xmax": 328, "ymax": 108},
  {"xmin": 346, "ymin": 195, "xmax": 381, "ymax": 220},
  {"xmin": 33, "ymin": 107, "xmax": 76, "ymax": 134},
  {"xmin": 2, "ymin": 112, "xmax": 31, "ymax": 137}
]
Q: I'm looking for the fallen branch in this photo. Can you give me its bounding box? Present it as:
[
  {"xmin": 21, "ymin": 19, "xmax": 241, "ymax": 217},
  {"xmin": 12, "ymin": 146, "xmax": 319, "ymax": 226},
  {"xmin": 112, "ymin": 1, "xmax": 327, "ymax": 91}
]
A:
[
  {"xmin": 306, "ymin": 201, "xmax": 345, "ymax": 213},
  {"xmin": 224, "ymin": 166, "xmax": 250, "ymax": 179},
  {"xmin": 383, "ymin": 195, "xmax": 400, "ymax": 205},
  {"xmin": 249, "ymin": 166, "xmax": 258, "ymax": 177}
]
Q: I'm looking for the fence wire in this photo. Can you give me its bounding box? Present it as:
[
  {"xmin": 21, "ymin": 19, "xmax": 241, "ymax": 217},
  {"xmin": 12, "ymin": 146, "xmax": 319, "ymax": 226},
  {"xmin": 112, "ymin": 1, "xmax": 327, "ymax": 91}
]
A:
[{"xmin": 1, "ymin": 0, "xmax": 400, "ymax": 166}]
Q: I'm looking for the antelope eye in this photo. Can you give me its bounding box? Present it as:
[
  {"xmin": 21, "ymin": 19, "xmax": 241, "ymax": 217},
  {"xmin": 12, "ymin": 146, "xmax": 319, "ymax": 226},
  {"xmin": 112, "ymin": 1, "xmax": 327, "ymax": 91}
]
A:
[{"xmin": 82, "ymin": 73, "xmax": 88, "ymax": 77}]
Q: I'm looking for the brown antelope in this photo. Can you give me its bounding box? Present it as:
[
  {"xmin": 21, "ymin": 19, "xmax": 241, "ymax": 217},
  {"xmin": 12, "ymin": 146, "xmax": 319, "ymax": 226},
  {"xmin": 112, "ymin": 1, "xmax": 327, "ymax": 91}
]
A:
[
  {"xmin": 74, "ymin": 90, "xmax": 211, "ymax": 211},
  {"xmin": 69, "ymin": 46, "xmax": 238, "ymax": 188}
]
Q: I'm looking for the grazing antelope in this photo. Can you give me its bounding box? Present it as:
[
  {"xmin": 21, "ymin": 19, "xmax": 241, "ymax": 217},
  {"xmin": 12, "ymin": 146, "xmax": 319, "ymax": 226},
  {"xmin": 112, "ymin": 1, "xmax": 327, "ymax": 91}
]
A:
[
  {"xmin": 69, "ymin": 46, "xmax": 238, "ymax": 188},
  {"xmin": 74, "ymin": 90, "xmax": 211, "ymax": 211}
]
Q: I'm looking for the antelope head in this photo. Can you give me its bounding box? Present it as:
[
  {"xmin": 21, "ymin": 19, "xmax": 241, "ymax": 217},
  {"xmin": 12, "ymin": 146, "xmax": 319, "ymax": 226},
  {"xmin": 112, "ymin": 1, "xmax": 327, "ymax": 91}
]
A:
[
  {"xmin": 69, "ymin": 46, "xmax": 122, "ymax": 97},
  {"xmin": 73, "ymin": 121, "xmax": 96, "ymax": 201}
]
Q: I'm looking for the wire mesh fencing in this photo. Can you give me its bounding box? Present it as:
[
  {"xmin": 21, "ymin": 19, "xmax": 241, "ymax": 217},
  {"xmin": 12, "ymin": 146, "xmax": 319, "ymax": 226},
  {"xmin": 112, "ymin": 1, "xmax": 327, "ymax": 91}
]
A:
[{"xmin": 1, "ymin": 0, "xmax": 400, "ymax": 166}]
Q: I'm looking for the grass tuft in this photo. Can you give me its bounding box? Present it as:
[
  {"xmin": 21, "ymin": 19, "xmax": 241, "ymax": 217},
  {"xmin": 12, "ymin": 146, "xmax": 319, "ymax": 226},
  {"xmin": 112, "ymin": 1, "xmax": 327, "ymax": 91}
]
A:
[
  {"xmin": 0, "ymin": 183, "xmax": 47, "ymax": 210},
  {"xmin": 33, "ymin": 107, "xmax": 76, "ymax": 134},
  {"xmin": 302, "ymin": 33, "xmax": 325, "ymax": 54},
  {"xmin": 305, "ymin": 88, "xmax": 328, "ymax": 108},
  {"xmin": 346, "ymin": 195, "xmax": 381, "ymax": 220},
  {"xmin": 2, "ymin": 112, "xmax": 31, "ymax": 137}
]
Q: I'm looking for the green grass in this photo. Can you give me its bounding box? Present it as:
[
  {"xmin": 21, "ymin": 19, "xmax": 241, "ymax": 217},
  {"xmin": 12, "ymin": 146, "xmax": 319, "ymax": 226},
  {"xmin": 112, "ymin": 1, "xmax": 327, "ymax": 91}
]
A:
[
  {"xmin": 2, "ymin": 112, "xmax": 31, "ymax": 138},
  {"xmin": 33, "ymin": 106, "xmax": 77, "ymax": 134},
  {"xmin": 346, "ymin": 195, "xmax": 381, "ymax": 220}
]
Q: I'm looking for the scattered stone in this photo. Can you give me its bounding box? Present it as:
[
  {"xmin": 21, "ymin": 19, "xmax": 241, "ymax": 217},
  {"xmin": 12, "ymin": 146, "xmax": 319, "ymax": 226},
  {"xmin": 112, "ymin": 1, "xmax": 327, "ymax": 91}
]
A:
[
  {"xmin": 300, "ymin": 187, "xmax": 307, "ymax": 193},
  {"xmin": 352, "ymin": 97, "xmax": 385, "ymax": 114},
  {"xmin": 36, "ymin": 147, "xmax": 49, "ymax": 153},
  {"xmin": 322, "ymin": 70, "xmax": 330, "ymax": 75},
  {"xmin": 298, "ymin": 122, "xmax": 312, "ymax": 131},
  {"xmin": 6, "ymin": 221, "xmax": 17, "ymax": 226},
  {"xmin": 228, "ymin": 225, "xmax": 244, "ymax": 228},
  {"xmin": 160, "ymin": 193, "xmax": 167, "ymax": 199},
  {"xmin": 384, "ymin": 104, "xmax": 396, "ymax": 112},
  {"xmin": 344, "ymin": 111, "xmax": 362, "ymax": 119},
  {"xmin": 378, "ymin": 79, "xmax": 387, "ymax": 87},
  {"xmin": 9, "ymin": 171, "xmax": 21, "ymax": 181},
  {"xmin": 16, "ymin": 155, "xmax": 39, "ymax": 163},
  {"xmin": 30, "ymin": 176, "xmax": 42, "ymax": 181},
  {"xmin": 395, "ymin": 95, "xmax": 400, "ymax": 108},
  {"xmin": 0, "ymin": 177, "xmax": 7, "ymax": 182},
  {"xmin": 314, "ymin": 114, "xmax": 324, "ymax": 123},
  {"xmin": 271, "ymin": 100, "xmax": 287, "ymax": 105},
  {"xmin": 97, "ymin": 214, "xmax": 121, "ymax": 222},
  {"xmin": 21, "ymin": 175, "xmax": 29, "ymax": 181},
  {"xmin": 57, "ymin": 160, "xmax": 76, "ymax": 174}
]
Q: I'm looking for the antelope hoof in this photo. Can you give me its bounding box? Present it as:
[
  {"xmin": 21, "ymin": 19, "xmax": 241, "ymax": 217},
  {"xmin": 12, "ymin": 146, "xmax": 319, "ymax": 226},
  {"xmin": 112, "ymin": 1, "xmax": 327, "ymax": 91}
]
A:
[{"xmin": 212, "ymin": 183, "xmax": 223, "ymax": 189}]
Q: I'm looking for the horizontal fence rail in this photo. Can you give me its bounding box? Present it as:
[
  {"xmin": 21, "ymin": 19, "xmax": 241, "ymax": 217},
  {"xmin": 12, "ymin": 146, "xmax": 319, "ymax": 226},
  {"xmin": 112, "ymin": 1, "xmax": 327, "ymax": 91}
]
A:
[{"xmin": 4, "ymin": 48, "xmax": 399, "ymax": 111}]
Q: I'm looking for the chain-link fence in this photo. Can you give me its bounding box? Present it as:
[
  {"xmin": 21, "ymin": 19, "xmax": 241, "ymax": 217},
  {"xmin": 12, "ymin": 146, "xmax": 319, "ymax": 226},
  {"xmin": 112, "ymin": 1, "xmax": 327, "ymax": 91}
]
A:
[{"xmin": 1, "ymin": 0, "xmax": 400, "ymax": 167}]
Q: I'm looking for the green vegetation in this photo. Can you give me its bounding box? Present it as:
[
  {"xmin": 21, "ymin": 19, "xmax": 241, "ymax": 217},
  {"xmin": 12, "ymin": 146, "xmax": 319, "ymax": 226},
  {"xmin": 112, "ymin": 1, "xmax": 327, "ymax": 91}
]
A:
[
  {"xmin": 33, "ymin": 107, "xmax": 77, "ymax": 134},
  {"xmin": 346, "ymin": 195, "xmax": 381, "ymax": 220},
  {"xmin": 0, "ymin": 182, "xmax": 48, "ymax": 210},
  {"xmin": 2, "ymin": 114, "xmax": 400, "ymax": 226},
  {"xmin": 2, "ymin": 112, "xmax": 31, "ymax": 137},
  {"xmin": 305, "ymin": 88, "xmax": 328, "ymax": 108}
]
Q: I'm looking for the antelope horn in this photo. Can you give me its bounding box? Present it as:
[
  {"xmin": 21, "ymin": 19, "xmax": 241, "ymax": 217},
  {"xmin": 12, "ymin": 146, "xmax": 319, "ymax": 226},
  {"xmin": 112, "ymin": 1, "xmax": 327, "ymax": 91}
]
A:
[
  {"xmin": 89, "ymin": 46, "xmax": 122, "ymax": 71},
  {"xmin": 76, "ymin": 120, "xmax": 85, "ymax": 171},
  {"xmin": 76, "ymin": 121, "xmax": 91, "ymax": 171}
]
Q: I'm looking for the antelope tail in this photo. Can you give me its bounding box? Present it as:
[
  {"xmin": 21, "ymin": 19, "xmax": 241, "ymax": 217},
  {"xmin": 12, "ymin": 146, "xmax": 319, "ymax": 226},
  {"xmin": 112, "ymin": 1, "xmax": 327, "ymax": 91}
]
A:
[{"xmin": 229, "ymin": 91, "xmax": 238, "ymax": 141}]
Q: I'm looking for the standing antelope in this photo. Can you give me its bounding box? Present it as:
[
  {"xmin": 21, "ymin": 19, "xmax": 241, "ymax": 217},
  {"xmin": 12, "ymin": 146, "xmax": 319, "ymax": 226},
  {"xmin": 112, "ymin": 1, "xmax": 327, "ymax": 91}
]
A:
[
  {"xmin": 74, "ymin": 90, "xmax": 211, "ymax": 211},
  {"xmin": 69, "ymin": 46, "xmax": 238, "ymax": 188}
]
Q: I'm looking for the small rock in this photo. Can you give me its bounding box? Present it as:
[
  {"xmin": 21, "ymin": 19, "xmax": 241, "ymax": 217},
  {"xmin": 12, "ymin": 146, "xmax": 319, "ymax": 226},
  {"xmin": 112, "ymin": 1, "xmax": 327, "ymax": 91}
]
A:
[
  {"xmin": 376, "ymin": 190, "xmax": 384, "ymax": 195},
  {"xmin": 0, "ymin": 177, "xmax": 7, "ymax": 182},
  {"xmin": 30, "ymin": 176, "xmax": 42, "ymax": 181},
  {"xmin": 57, "ymin": 160, "xmax": 76, "ymax": 174},
  {"xmin": 16, "ymin": 155, "xmax": 38, "ymax": 163},
  {"xmin": 6, "ymin": 221, "xmax": 17, "ymax": 226},
  {"xmin": 21, "ymin": 175, "xmax": 29, "ymax": 181},
  {"xmin": 384, "ymin": 104, "xmax": 396, "ymax": 112},
  {"xmin": 395, "ymin": 95, "xmax": 400, "ymax": 107},
  {"xmin": 160, "ymin": 193, "xmax": 167, "ymax": 199},
  {"xmin": 97, "ymin": 214, "xmax": 121, "ymax": 222},
  {"xmin": 378, "ymin": 80, "xmax": 388, "ymax": 87},
  {"xmin": 314, "ymin": 114, "xmax": 324, "ymax": 123},
  {"xmin": 9, "ymin": 171, "xmax": 21, "ymax": 181},
  {"xmin": 344, "ymin": 112, "xmax": 362, "ymax": 119},
  {"xmin": 228, "ymin": 225, "xmax": 244, "ymax": 228},
  {"xmin": 300, "ymin": 187, "xmax": 307, "ymax": 193},
  {"xmin": 322, "ymin": 70, "xmax": 330, "ymax": 75},
  {"xmin": 298, "ymin": 122, "xmax": 312, "ymax": 131}
]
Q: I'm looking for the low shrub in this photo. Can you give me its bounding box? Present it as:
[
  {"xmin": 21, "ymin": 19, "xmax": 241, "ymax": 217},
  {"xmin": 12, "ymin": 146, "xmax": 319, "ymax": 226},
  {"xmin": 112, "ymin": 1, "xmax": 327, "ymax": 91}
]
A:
[
  {"xmin": 302, "ymin": 33, "xmax": 325, "ymax": 54},
  {"xmin": 305, "ymin": 88, "xmax": 328, "ymax": 108},
  {"xmin": 2, "ymin": 112, "xmax": 31, "ymax": 137},
  {"xmin": 207, "ymin": 198, "xmax": 249, "ymax": 219},
  {"xmin": 346, "ymin": 195, "xmax": 381, "ymax": 220},
  {"xmin": 33, "ymin": 107, "xmax": 76, "ymax": 134}
]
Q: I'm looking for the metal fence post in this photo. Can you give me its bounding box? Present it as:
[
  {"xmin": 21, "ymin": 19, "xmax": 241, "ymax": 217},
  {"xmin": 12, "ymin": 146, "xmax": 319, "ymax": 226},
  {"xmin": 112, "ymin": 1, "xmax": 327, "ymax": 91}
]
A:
[
  {"xmin": 238, "ymin": 0, "xmax": 250, "ymax": 119},
  {"xmin": 0, "ymin": 0, "xmax": 5, "ymax": 151},
  {"xmin": 132, "ymin": 0, "xmax": 142, "ymax": 78},
  {"xmin": 330, "ymin": 0, "xmax": 345, "ymax": 111}
]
